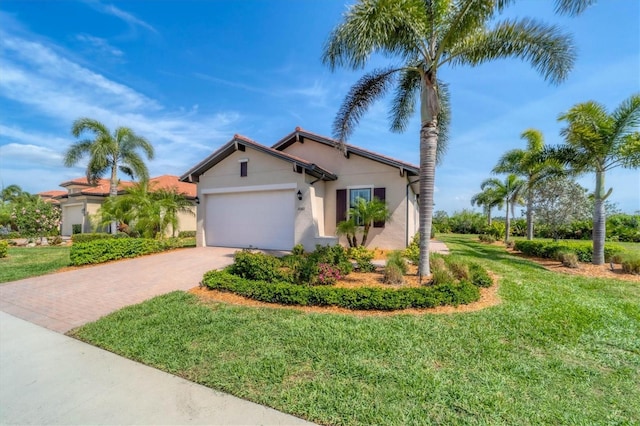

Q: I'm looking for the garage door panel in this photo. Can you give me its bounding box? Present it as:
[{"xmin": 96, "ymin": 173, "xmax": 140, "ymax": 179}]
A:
[{"xmin": 205, "ymin": 190, "xmax": 294, "ymax": 250}]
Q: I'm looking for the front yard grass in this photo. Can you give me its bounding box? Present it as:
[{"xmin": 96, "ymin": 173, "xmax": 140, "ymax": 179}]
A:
[
  {"xmin": 70, "ymin": 235, "xmax": 640, "ymax": 425},
  {"xmin": 0, "ymin": 246, "xmax": 70, "ymax": 283}
]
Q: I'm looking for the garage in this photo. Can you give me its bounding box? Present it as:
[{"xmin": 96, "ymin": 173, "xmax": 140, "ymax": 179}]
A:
[
  {"xmin": 204, "ymin": 189, "xmax": 295, "ymax": 250},
  {"xmin": 61, "ymin": 204, "xmax": 84, "ymax": 236}
]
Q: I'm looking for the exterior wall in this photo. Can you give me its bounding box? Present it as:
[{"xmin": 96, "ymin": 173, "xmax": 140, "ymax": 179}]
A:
[
  {"xmin": 175, "ymin": 206, "xmax": 196, "ymax": 235},
  {"xmin": 195, "ymin": 147, "xmax": 335, "ymax": 250},
  {"xmin": 61, "ymin": 203, "xmax": 84, "ymax": 236},
  {"xmin": 282, "ymin": 140, "xmax": 415, "ymax": 249}
]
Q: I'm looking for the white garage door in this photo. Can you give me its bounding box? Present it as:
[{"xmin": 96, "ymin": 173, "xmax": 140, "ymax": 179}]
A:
[
  {"xmin": 205, "ymin": 189, "xmax": 295, "ymax": 250},
  {"xmin": 62, "ymin": 205, "xmax": 84, "ymax": 236}
]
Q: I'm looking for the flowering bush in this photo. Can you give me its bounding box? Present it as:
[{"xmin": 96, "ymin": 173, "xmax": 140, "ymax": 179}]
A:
[
  {"xmin": 10, "ymin": 201, "xmax": 60, "ymax": 238},
  {"xmin": 316, "ymin": 263, "xmax": 342, "ymax": 285}
]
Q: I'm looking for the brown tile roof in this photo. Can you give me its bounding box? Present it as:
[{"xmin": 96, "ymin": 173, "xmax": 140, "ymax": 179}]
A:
[
  {"xmin": 148, "ymin": 175, "xmax": 196, "ymax": 197},
  {"xmin": 38, "ymin": 190, "xmax": 67, "ymax": 198}
]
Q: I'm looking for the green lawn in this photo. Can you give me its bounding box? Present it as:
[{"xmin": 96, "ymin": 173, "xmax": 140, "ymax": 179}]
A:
[
  {"xmin": 0, "ymin": 245, "xmax": 71, "ymax": 283},
  {"xmin": 70, "ymin": 235, "xmax": 640, "ymax": 425}
]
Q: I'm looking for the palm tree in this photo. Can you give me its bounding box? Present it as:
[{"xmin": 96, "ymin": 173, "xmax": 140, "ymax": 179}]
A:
[
  {"xmin": 480, "ymin": 174, "xmax": 525, "ymax": 242},
  {"xmin": 493, "ymin": 129, "xmax": 562, "ymax": 240},
  {"xmin": 336, "ymin": 218, "xmax": 358, "ymax": 248},
  {"xmin": 554, "ymin": 94, "xmax": 640, "ymax": 264},
  {"xmin": 154, "ymin": 188, "xmax": 195, "ymax": 238},
  {"xmin": 322, "ymin": 0, "xmax": 575, "ymax": 277},
  {"xmin": 349, "ymin": 197, "xmax": 390, "ymax": 246},
  {"xmin": 64, "ymin": 118, "xmax": 154, "ymax": 234},
  {"xmin": 470, "ymin": 187, "xmax": 504, "ymax": 226}
]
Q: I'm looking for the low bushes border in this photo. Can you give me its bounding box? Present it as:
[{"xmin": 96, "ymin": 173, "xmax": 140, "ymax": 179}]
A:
[
  {"xmin": 70, "ymin": 238, "xmax": 165, "ymax": 265},
  {"xmin": 513, "ymin": 240, "xmax": 625, "ymax": 263},
  {"xmin": 201, "ymin": 270, "xmax": 481, "ymax": 311},
  {"xmin": 71, "ymin": 233, "xmax": 129, "ymax": 244}
]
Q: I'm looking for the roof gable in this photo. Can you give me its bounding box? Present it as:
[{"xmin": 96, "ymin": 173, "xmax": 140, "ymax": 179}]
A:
[
  {"xmin": 273, "ymin": 127, "xmax": 419, "ymax": 176},
  {"xmin": 180, "ymin": 134, "xmax": 337, "ymax": 183}
]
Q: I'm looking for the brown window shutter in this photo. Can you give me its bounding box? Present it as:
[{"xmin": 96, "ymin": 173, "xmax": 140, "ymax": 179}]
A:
[
  {"xmin": 240, "ymin": 162, "xmax": 247, "ymax": 177},
  {"xmin": 336, "ymin": 189, "xmax": 347, "ymax": 224},
  {"xmin": 373, "ymin": 187, "xmax": 386, "ymax": 228}
]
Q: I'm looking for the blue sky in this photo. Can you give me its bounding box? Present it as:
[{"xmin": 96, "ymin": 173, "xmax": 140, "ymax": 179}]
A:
[{"xmin": 0, "ymin": 0, "xmax": 638, "ymax": 214}]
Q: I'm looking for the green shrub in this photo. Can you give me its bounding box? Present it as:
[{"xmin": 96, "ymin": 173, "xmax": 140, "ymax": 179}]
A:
[
  {"xmin": 514, "ymin": 240, "xmax": 625, "ymax": 263},
  {"xmin": 291, "ymin": 244, "xmax": 305, "ymax": 256},
  {"xmin": 478, "ymin": 234, "xmax": 496, "ymax": 243},
  {"xmin": 557, "ymin": 250, "xmax": 579, "ymax": 268},
  {"xmin": 72, "ymin": 224, "xmax": 82, "ymax": 234},
  {"xmin": 485, "ymin": 222, "xmax": 505, "ymax": 240},
  {"xmin": 403, "ymin": 232, "xmax": 420, "ymax": 265},
  {"xmin": 311, "ymin": 245, "xmax": 352, "ymax": 275},
  {"xmin": 348, "ymin": 245, "xmax": 376, "ymax": 272},
  {"xmin": 228, "ymin": 250, "xmax": 284, "ymax": 282},
  {"xmin": 177, "ymin": 230, "xmax": 196, "ymax": 238},
  {"xmin": 386, "ymin": 250, "xmax": 407, "ymax": 275},
  {"xmin": 69, "ymin": 238, "xmax": 164, "ymax": 266},
  {"xmin": 0, "ymin": 231, "xmax": 21, "ymax": 240},
  {"xmin": 47, "ymin": 235, "xmax": 63, "ymax": 246},
  {"xmin": 468, "ymin": 263, "xmax": 493, "ymax": 288},
  {"xmin": 0, "ymin": 240, "xmax": 8, "ymax": 258},
  {"xmin": 445, "ymin": 258, "xmax": 471, "ymax": 281},
  {"xmin": 383, "ymin": 263, "xmax": 405, "ymax": 285},
  {"xmin": 201, "ymin": 270, "xmax": 480, "ymax": 310},
  {"xmin": 620, "ymin": 253, "xmax": 640, "ymax": 275},
  {"xmin": 72, "ymin": 233, "xmax": 116, "ymax": 244}
]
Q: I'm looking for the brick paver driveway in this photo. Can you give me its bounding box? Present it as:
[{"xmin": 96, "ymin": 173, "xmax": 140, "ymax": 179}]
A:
[{"xmin": 0, "ymin": 247, "xmax": 236, "ymax": 333}]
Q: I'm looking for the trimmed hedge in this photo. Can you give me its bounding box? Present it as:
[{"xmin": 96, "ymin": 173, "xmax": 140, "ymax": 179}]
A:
[
  {"xmin": 514, "ymin": 240, "xmax": 625, "ymax": 263},
  {"xmin": 0, "ymin": 240, "xmax": 8, "ymax": 258},
  {"xmin": 202, "ymin": 270, "xmax": 481, "ymax": 311},
  {"xmin": 71, "ymin": 233, "xmax": 129, "ymax": 244},
  {"xmin": 178, "ymin": 230, "xmax": 196, "ymax": 238},
  {"xmin": 70, "ymin": 238, "xmax": 165, "ymax": 265}
]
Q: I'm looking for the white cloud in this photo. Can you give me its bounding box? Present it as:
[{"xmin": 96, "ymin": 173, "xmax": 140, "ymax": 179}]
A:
[
  {"xmin": 82, "ymin": 0, "xmax": 157, "ymax": 34},
  {"xmin": 75, "ymin": 34, "xmax": 124, "ymax": 57},
  {"xmin": 0, "ymin": 143, "xmax": 64, "ymax": 167}
]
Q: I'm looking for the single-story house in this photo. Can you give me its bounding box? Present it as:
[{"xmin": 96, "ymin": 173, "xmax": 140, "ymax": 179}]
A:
[
  {"xmin": 56, "ymin": 175, "xmax": 197, "ymax": 236},
  {"xmin": 180, "ymin": 127, "xmax": 420, "ymax": 251}
]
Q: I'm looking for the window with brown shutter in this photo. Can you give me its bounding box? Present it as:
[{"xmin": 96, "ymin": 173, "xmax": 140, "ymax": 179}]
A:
[
  {"xmin": 336, "ymin": 189, "xmax": 347, "ymax": 224},
  {"xmin": 373, "ymin": 187, "xmax": 386, "ymax": 228},
  {"xmin": 240, "ymin": 161, "xmax": 247, "ymax": 177}
]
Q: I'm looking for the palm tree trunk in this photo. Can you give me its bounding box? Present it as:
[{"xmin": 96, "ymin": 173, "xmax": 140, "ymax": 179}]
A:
[
  {"xmin": 505, "ymin": 199, "xmax": 511, "ymax": 242},
  {"xmin": 419, "ymin": 122, "xmax": 437, "ymax": 280},
  {"xmin": 109, "ymin": 165, "xmax": 118, "ymax": 234},
  {"xmin": 361, "ymin": 224, "xmax": 370, "ymax": 246},
  {"xmin": 592, "ymin": 171, "xmax": 606, "ymax": 264},
  {"xmin": 526, "ymin": 186, "xmax": 534, "ymax": 240},
  {"xmin": 487, "ymin": 208, "xmax": 492, "ymax": 226}
]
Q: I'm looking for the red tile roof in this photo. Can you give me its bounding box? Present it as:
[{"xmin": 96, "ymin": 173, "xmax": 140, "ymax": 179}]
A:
[{"xmin": 60, "ymin": 175, "xmax": 195, "ymax": 198}]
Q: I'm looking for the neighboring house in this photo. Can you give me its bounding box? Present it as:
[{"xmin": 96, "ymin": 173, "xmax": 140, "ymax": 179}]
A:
[
  {"xmin": 56, "ymin": 175, "xmax": 197, "ymax": 236},
  {"xmin": 37, "ymin": 190, "xmax": 67, "ymax": 205},
  {"xmin": 180, "ymin": 127, "xmax": 420, "ymax": 251}
]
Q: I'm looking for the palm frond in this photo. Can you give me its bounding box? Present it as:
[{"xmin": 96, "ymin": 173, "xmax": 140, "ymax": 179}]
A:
[
  {"xmin": 390, "ymin": 67, "xmax": 421, "ymax": 132},
  {"xmin": 322, "ymin": 0, "xmax": 428, "ymax": 70},
  {"xmin": 71, "ymin": 117, "xmax": 109, "ymax": 138},
  {"xmin": 450, "ymin": 18, "xmax": 575, "ymax": 85},
  {"xmin": 610, "ymin": 94, "xmax": 640, "ymax": 144},
  {"xmin": 63, "ymin": 140, "xmax": 93, "ymax": 167},
  {"xmin": 333, "ymin": 67, "xmax": 400, "ymax": 142}
]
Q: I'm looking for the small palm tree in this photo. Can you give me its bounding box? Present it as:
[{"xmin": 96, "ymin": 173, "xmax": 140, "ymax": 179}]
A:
[
  {"xmin": 553, "ymin": 94, "xmax": 640, "ymax": 264},
  {"xmin": 336, "ymin": 218, "xmax": 358, "ymax": 248},
  {"xmin": 154, "ymin": 188, "xmax": 195, "ymax": 238},
  {"xmin": 64, "ymin": 118, "xmax": 154, "ymax": 234},
  {"xmin": 471, "ymin": 187, "xmax": 504, "ymax": 226},
  {"xmin": 323, "ymin": 0, "xmax": 575, "ymax": 278},
  {"xmin": 493, "ymin": 129, "xmax": 562, "ymax": 240},
  {"xmin": 480, "ymin": 174, "xmax": 525, "ymax": 242},
  {"xmin": 349, "ymin": 197, "xmax": 390, "ymax": 246}
]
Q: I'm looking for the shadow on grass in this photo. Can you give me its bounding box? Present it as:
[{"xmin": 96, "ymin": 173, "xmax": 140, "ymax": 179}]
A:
[{"xmin": 439, "ymin": 235, "xmax": 547, "ymax": 271}]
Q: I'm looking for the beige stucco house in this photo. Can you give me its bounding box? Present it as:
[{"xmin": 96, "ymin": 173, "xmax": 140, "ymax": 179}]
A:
[
  {"xmin": 180, "ymin": 128, "xmax": 420, "ymax": 251},
  {"xmin": 56, "ymin": 175, "xmax": 197, "ymax": 236}
]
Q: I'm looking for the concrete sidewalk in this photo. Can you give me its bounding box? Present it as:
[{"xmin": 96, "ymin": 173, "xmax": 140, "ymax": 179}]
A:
[{"xmin": 0, "ymin": 311, "xmax": 314, "ymax": 425}]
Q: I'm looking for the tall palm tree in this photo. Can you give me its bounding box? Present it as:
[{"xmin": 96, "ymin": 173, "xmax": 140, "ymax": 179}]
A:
[
  {"xmin": 493, "ymin": 129, "xmax": 562, "ymax": 240},
  {"xmin": 64, "ymin": 118, "xmax": 154, "ymax": 234},
  {"xmin": 554, "ymin": 94, "xmax": 640, "ymax": 264},
  {"xmin": 480, "ymin": 174, "xmax": 525, "ymax": 242},
  {"xmin": 470, "ymin": 187, "xmax": 504, "ymax": 226},
  {"xmin": 322, "ymin": 0, "xmax": 575, "ymax": 277}
]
